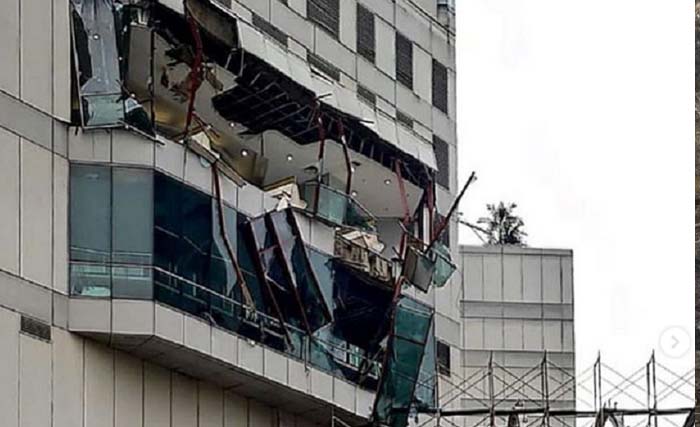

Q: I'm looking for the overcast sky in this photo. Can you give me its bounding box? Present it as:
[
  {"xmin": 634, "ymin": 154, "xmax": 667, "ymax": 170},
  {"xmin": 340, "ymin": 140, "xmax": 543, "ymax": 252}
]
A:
[{"xmin": 454, "ymin": 0, "xmax": 694, "ymax": 385}]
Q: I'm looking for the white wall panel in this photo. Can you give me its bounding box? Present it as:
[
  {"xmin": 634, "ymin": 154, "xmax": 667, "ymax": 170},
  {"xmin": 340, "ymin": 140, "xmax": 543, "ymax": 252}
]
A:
[
  {"xmin": 0, "ymin": 128, "xmax": 20, "ymax": 273},
  {"xmin": 463, "ymin": 255, "xmax": 483, "ymax": 300},
  {"xmin": 115, "ymin": 352, "xmax": 143, "ymax": 427},
  {"xmin": 563, "ymin": 321, "xmax": 574, "ymax": 352},
  {"xmin": 502, "ymin": 255, "xmax": 522, "ymax": 301},
  {"xmin": 522, "ymin": 256, "xmax": 542, "ymax": 302},
  {"xmin": 523, "ymin": 320, "xmax": 543, "ymax": 351},
  {"xmin": 53, "ymin": 155, "xmax": 69, "ymax": 293},
  {"xmin": 0, "ymin": 307, "xmax": 19, "ymax": 427},
  {"xmin": 53, "ymin": 0, "xmax": 71, "ymax": 120},
  {"xmin": 52, "ymin": 328, "xmax": 84, "ymax": 427},
  {"xmin": 482, "ymin": 256, "xmax": 502, "ymax": 301},
  {"xmin": 144, "ymin": 363, "xmax": 171, "ymax": 427},
  {"xmin": 84, "ymin": 341, "xmax": 115, "ymax": 427},
  {"xmin": 464, "ymin": 319, "xmax": 483, "ymax": 350},
  {"xmin": 483, "ymin": 319, "xmax": 503, "ymax": 350},
  {"xmin": 199, "ymin": 382, "xmax": 224, "ymax": 427},
  {"xmin": 19, "ymin": 335, "xmax": 51, "ymax": 427},
  {"xmin": 112, "ymin": 130, "xmax": 155, "ymax": 166},
  {"xmin": 20, "ymin": 0, "xmax": 52, "ymax": 112},
  {"xmin": 542, "ymin": 256, "xmax": 561, "ymax": 303},
  {"xmin": 374, "ymin": 18, "xmax": 395, "ymax": 78},
  {"xmin": 224, "ymin": 392, "xmax": 248, "ymax": 427},
  {"xmin": 413, "ymin": 47, "xmax": 432, "ymax": 102},
  {"xmin": 184, "ymin": 150, "xmax": 213, "ymax": 194},
  {"xmin": 249, "ymin": 400, "xmax": 273, "ymax": 427},
  {"xmin": 155, "ymin": 139, "xmax": 185, "ymax": 179},
  {"xmin": 21, "ymin": 140, "xmax": 52, "ymax": 286},
  {"xmin": 0, "ymin": 0, "xmax": 19, "ymax": 95},
  {"xmin": 338, "ymin": 0, "xmax": 357, "ymax": 52},
  {"xmin": 543, "ymin": 320, "xmax": 562, "ymax": 351},
  {"xmin": 503, "ymin": 319, "xmax": 523, "ymax": 351},
  {"xmin": 172, "ymin": 373, "xmax": 198, "ymax": 427},
  {"xmin": 562, "ymin": 256, "xmax": 573, "ymax": 303}
]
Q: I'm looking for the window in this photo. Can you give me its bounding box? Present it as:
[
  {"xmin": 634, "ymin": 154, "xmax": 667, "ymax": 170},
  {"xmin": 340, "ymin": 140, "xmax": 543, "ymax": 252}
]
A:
[
  {"xmin": 252, "ymin": 13, "xmax": 288, "ymax": 47},
  {"xmin": 356, "ymin": 4, "xmax": 375, "ymax": 63},
  {"xmin": 357, "ymin": 85, "xmax": 376, "ymax": 107},
  {"xmin": 308, "ymin": 0, "xmax": 340, "ymax": 39},
  {"xmin": 395, "ymin": 32, "xmax": 413, "ymax": 89},
  {"xmin": 396, "ymin": 111, "xmax": 413, "ymax": 129},
  {"xmin": 432, "ymin": 59, "xmax": 448, "ymax": 114},
  {"xmin": 70, "ymin": 165, "xmax": 154, "ymax": 298},
  {"xmin": 308, "ymin": 52, "xmax": 341, "ymax": 81},
  {"xmin": 433, "ymin": 135, "xmax": 450, "ymax": 189},
  {"xmin": 437, "ymin": 340, "xmax": 451, "ymax": 376}
]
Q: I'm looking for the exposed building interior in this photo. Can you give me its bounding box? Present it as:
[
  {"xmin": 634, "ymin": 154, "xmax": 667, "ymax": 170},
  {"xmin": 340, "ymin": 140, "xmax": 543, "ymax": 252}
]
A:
[{"xmin": 67, "ymin": 1, "xmax": 460, "ymax": 426}]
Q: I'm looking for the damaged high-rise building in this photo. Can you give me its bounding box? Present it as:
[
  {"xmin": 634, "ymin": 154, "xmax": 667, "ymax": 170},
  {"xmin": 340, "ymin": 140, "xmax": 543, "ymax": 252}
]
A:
[{"xmin": 0, "ymin": 0, "xmax": 461, "ymax": 426}]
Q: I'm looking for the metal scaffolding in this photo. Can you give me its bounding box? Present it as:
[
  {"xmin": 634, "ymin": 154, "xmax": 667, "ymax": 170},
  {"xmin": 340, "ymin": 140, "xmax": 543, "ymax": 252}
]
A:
[{"xmin": 406, "ymin": 352, "xmax": 694, "ymax": 427}]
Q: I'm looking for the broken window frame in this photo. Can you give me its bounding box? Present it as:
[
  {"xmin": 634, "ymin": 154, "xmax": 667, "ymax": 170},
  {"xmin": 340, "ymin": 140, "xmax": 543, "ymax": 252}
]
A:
[{"xmin": 70, "ymin": 0, "xmax": 126, "ymax": 128}]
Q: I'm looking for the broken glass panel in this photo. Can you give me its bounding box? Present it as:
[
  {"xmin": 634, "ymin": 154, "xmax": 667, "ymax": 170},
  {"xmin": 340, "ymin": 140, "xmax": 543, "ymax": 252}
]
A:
[
  {"xmin": 246, "ymin": 210, "xmax": 332, "ymax": 333},
  {"xmin": 71, "ymin": 0, "xmax": 125, "ymax": 126},
  {"xmin": 209, "ymin": 203, "xmax": 237, "ymax": 297},
  {"xmin": 413, "ymin": 323, "xmax": 437, "ymax": 410},
  {"xmin": 403, "ymin": 242, "xmax": 457, "ymax": 292},
  {"xmin": 373, "ymin": 296, "xmax": 434, "ymax": 427},
  {"xmin": 431, "ymin": 242, "xmax": 456, "ymax": 288},
  {"xmin": 301, "ymin": 182, "xmax": 375, "ymax": 231}
]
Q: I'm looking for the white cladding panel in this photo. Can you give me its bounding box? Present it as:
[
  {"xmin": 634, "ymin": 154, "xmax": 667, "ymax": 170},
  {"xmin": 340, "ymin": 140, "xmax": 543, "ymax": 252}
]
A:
[
  {"xmin": 19, "ymin": 334, "xmax": 51, "ymax": 427},
  {"xmin": 115, "ymin": 352, "xmax": 145, "ymax": 427},
  {"xmin": 84, "ymin": 341, "xmax": 115, "ymax": 427},
  {"xmin": 0, "ymin": 308, "xmax": 19, "ymax": 427},
  {"xmin": 21, "ymin": 140, "xmax": 53, "ymax": 287},
  {"xmin": 0, "ymin": 128, "xmax": 20, "ymax": 274}
]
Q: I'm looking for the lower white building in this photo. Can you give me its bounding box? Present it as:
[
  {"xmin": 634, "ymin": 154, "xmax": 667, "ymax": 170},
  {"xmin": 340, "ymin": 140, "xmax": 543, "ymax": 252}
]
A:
[{"xmin": 452, "ymin": 245, "xmax": 576, "ymax": 427}]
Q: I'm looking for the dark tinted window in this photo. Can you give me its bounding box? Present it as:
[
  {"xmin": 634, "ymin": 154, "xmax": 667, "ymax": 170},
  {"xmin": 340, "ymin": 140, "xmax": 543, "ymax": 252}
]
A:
[
  {"xmin": 252, "ymin": 13, "xmax": 287, "ymax": 47},
  {"xmin": 356, "ymin": 4, "xmax": 375, "ymax": 63},
  {"xmin": 308, "ymin": 0, "xmax": 340, "ymax": 39},
  {"xmin": 357, "ymin": 85, "xmax": 376, "ymax": 107},
  {"xmin": 395, "ymin": 32, "xmax": 413, "ymax": 89},
  {"xmin": 70, "ymin": 165, "xmax": 112, "ymax": 263},
  {"xmin": 432, "ymin": 59, "xmax": 448, "ymax": 114},
  {"xmin": 437, "ymin": 340, "xmax": 451, "ymax": 376},
  {"xmin": 308, "ymin": 52, "xmax": 341, "ymax": 81},
  {"xmin": 397, "ymin": 111, "xmax": 413, "ymax": 129},
  {"xmin": 433, "ymin": 135, "xmax": 450, "ymax": 189}
]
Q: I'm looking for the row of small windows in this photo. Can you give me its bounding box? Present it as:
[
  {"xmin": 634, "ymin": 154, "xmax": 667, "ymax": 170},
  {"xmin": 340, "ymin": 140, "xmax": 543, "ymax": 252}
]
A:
[{"xmin": 307, "ymin": 0, "xmax": 449, "ymax": 114}]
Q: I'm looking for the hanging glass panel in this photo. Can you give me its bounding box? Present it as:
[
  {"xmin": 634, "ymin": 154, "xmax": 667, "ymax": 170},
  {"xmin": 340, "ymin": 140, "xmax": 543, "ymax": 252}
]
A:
[
  {"xmin": 373, "ymin": 296, "xmax": 434, "ymax": 427},
  {"xmin": 71, "ymin": 0, "xmax": 125, "ymax": 126}
]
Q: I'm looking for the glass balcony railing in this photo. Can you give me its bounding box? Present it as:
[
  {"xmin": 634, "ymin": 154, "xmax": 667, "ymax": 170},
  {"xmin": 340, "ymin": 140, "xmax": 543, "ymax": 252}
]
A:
[{"xmin": 301, "ymin": 181, "xmax": 376, "ymax": 231}]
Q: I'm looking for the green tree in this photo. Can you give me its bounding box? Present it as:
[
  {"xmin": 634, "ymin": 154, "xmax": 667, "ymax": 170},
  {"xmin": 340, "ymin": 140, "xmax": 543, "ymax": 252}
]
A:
[{"xmin": 477, "ymin": 202, "xmax": 527, "ymax": 246}]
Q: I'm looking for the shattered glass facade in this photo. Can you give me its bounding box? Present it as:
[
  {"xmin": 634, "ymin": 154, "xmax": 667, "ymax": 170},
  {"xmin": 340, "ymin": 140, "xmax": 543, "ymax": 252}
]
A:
[{"xmin": 62, "ymin": 0, "xmax": 457, "ymax": 425}]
